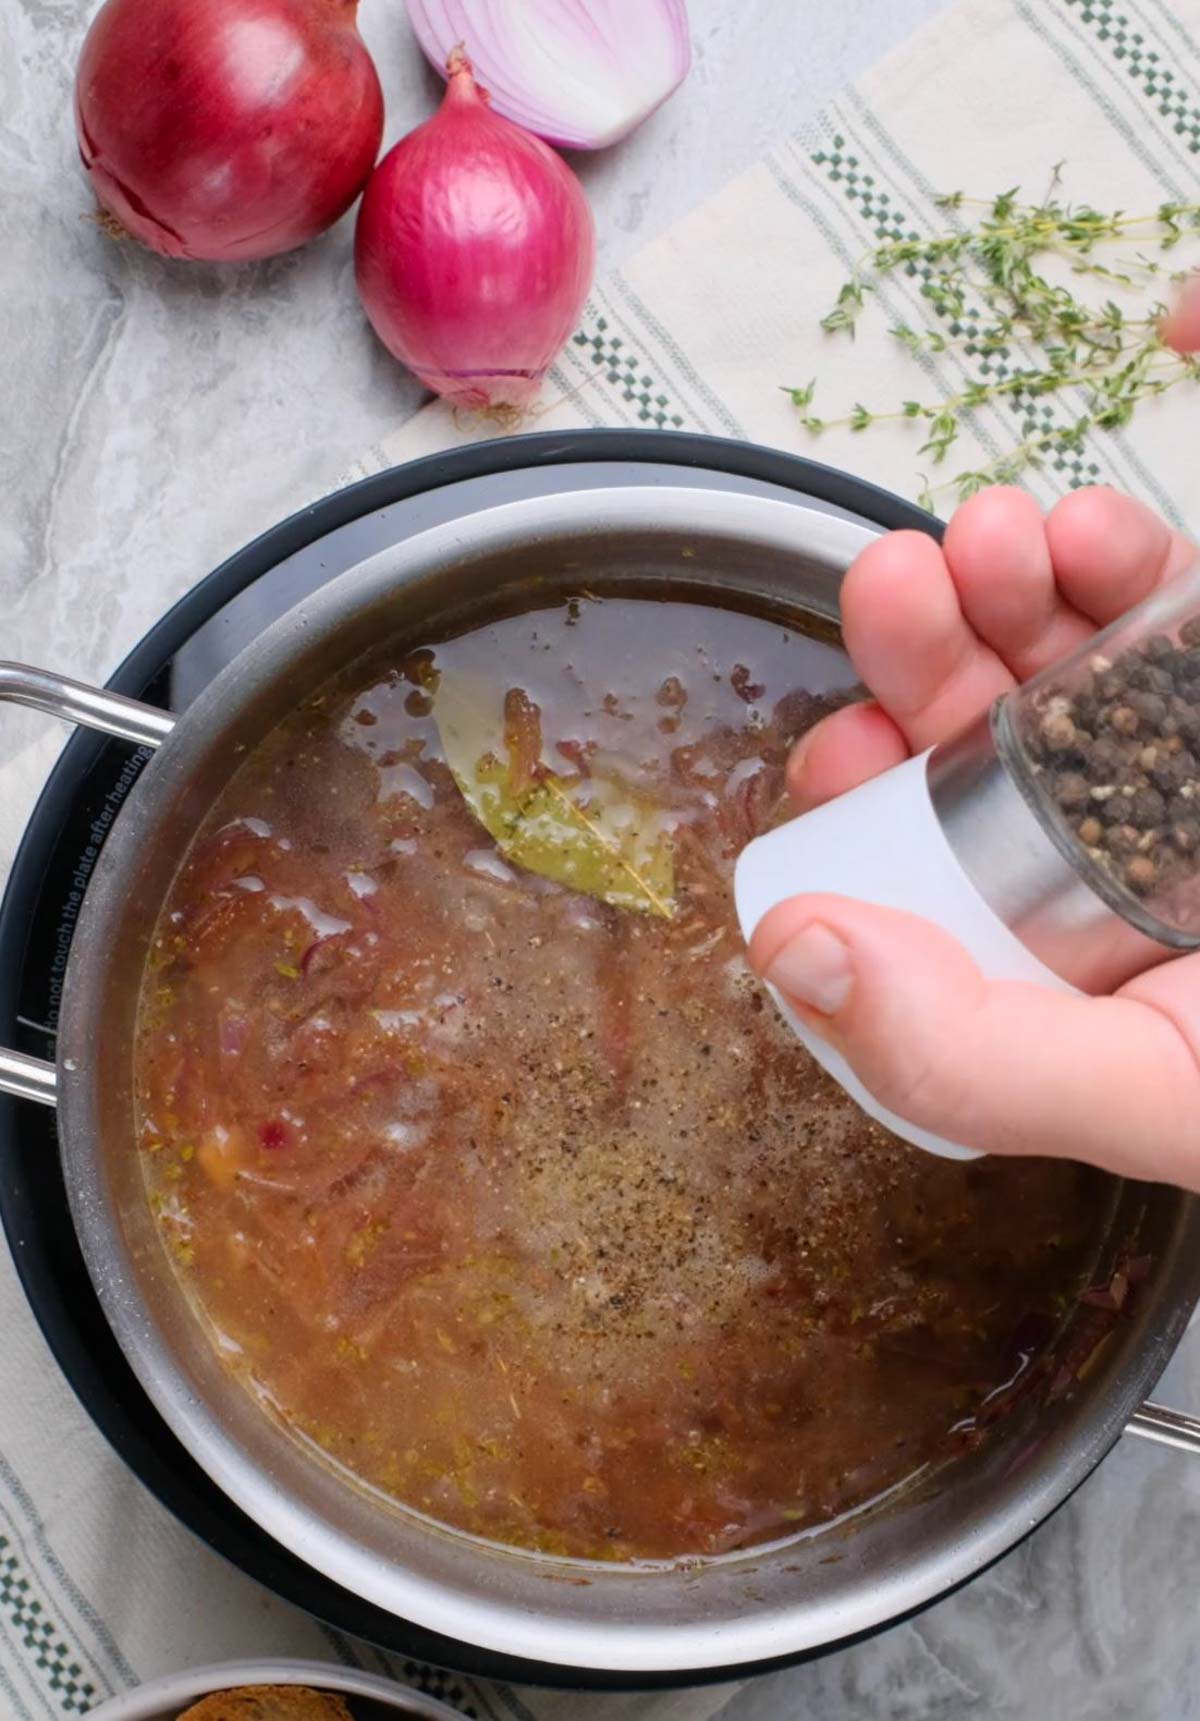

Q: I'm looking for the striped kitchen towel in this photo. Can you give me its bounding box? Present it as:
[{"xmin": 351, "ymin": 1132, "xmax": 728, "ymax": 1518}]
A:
[
  {"xmin": 349, "ymin": 0, "xmax": 1200, "ymax": 539},
  {"xmin": 1, "ymin": 2, "xmax": 1198, "ymax": 1720}
]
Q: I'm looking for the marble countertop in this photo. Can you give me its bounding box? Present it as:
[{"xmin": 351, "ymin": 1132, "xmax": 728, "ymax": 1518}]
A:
[
  {"xmin": 1, "ymin": 0, "xmax": 949, "ymax": 863},
  {"xmin": 4, "ymin": 0, "xmax": 1200, "ymax": 1716}
]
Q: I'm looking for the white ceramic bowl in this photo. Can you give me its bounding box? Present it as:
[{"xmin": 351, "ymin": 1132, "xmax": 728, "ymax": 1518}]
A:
[{"xmin": 86, "ymin": 1659, "xmax": 466, "ymax": 1721}]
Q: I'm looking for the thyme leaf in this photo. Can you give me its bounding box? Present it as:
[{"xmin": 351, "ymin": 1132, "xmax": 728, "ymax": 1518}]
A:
[{"xmin": 787, "ymin": 182, "xmax": 1200, "ymax": 506}]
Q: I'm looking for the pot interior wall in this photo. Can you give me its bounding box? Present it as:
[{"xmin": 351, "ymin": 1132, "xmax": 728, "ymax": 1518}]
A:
[{"xmin": 58, "ymin": 488, "xmax": 1200, "ymax": 1672}]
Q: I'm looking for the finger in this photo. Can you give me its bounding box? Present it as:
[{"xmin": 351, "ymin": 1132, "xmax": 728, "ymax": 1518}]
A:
[
  {"xmin": 748, "ymin": 893, "xmax": 1200, "ymax": 1186},
  {"xmin": 943, "ymin": 487, "xmax": 1094, "ymax": 677},
  {"xmin": 1045, "ymin": 487, "xmax": 1195, "ymax": 625},
  {"xmin": 840, "ymin": 530, "xmax": 1016, "ymax": 752},
  {"xmin": 787, "ymin": 702, "xmax": 909, "ymax": 810},
  {"xmin": 1162, "ymin": 276, "xmax": 1200, "ymax": 353}
]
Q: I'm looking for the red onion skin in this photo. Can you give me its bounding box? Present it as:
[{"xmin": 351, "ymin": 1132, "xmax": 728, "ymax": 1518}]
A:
[
  {"xmin": 354, "ymin": 57, "xmax": 595, "ymax": 411},
  {"xmin": 75, "ymin": 0, "xmax": 384, "ymax": 263}
]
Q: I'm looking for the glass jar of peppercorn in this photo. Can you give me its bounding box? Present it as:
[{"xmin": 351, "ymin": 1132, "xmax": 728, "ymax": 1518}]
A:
[{"xmin": 997, "ymin": 563, "xmax": 1200, "ymax": 947}]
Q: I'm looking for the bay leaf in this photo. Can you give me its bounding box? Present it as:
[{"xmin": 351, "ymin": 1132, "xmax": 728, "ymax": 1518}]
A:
[{"xmin": 434, "ymin": 673, "xmax": 675, "ymax": 919}]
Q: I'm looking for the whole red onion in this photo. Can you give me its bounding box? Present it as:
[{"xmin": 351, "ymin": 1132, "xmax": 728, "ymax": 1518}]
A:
[
  {"xmin": 354, "ymin": 52, "xmax": 595, "ymax": 412},
  {"xmin": 75, "ymin": 0, "xmax": 384, "ymax": 263}
]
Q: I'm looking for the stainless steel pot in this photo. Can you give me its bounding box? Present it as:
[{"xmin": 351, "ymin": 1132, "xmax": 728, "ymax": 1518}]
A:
[{"xmin": 2, "ymin": 483, "xmax": 1200, "ymax": 1678}]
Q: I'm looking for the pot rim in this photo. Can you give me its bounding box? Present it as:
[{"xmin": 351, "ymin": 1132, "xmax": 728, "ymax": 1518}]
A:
[{"xmin": 37, "ymin": 478, "xmax": 1200, "ymax": 1675}]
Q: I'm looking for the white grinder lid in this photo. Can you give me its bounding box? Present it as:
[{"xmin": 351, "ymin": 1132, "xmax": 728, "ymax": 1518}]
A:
[{"xmin": 734, "ymin": 749, "xmax": 1078, "ymax": 1161}]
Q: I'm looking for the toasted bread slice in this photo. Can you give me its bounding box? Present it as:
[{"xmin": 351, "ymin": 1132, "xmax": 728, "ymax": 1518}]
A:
[{"xmin": 179, "ymin": 1684, "xmax": 355, "ymax": 1720}]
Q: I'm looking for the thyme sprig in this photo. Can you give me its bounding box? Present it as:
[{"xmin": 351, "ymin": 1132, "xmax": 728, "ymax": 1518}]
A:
[{"xmin": 785, "ymin": 182, "xmax": 1200, "ymax": 508}]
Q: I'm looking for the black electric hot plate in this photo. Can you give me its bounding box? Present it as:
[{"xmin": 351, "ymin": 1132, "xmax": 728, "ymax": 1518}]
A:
[{"xmin": 0, "ymin": 431, "xmax": 941, "ymax": 1689}]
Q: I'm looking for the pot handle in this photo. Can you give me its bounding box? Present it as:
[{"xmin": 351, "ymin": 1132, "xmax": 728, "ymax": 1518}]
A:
[
  {"xmin": 0, "ymin": 662, "xmax": 177, "ymax": 749},
  {"xmin": 1126, "ymin": 1401, "xmax": 1200, "ymax": 1456},
  {"xmin": 0, "ymin": 661, "xmax": 176, "ymax": 1109},
  {"xmin": 0, "ymin": 1048, "xmax": 58, "ymax": 1107}
]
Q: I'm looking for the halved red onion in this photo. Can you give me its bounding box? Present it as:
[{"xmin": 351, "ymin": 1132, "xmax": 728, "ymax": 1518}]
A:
[{"xmin": 404, "ymin": 0, "xmax": 691, "ymax": 151}]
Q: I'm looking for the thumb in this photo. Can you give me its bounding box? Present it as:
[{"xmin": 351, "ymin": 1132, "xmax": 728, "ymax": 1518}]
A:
[
  {"xmin": 1163, "ymin": 275, "xmax": 1200, "ymax": 353},
  {"xmin": 748, "ymin": 892, "xmax": 1200, "ymax": 1184}
]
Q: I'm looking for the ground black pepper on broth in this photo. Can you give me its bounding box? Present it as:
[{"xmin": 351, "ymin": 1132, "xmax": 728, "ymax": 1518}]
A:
[{"xmin": 135, "ymin": 596, "xmax": 1111, "ymax": 1562}]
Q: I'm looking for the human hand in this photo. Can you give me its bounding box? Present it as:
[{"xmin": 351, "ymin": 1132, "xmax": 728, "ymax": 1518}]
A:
[
  {"xmin": 748, "ymin": 486, "xmax": 1200, "ymax": 1185},
  {"xmin": 1163, "ymin": 274, "xmax": 1200, "ymax": 352}
]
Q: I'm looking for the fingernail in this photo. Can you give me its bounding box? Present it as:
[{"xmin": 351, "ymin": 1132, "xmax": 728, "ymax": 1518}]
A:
[
  {"xmin": 764, "ymin": 924, "xmax": 853, "ymax": 1016},
  {"xmin": 789, "ymin": 730, "xmax": 813, "ymax": 771},
  {"xmin": 788, "ymin": 731, "xmax": 814, "ymax": 785},
  {"xmin": 786, "ymin": 734, "xmax": 821, "ymax": 813}
]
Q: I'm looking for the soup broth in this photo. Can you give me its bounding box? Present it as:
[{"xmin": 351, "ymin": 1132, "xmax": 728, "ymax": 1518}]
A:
[{"xmin": 135, "ymin": 596, "xmax": 1111, "ymax": 1562}]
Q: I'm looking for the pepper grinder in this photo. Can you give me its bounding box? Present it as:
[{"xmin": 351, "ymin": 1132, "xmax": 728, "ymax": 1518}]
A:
[{"xmin": 735, "ymin": 560, "xmax": 1200, "ymax": 1161}]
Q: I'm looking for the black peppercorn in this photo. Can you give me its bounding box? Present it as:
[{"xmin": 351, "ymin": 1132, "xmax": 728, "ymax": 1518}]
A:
[
  {"xmin": 1054, "ymin": 771, "xmax": 1091, "ymax": 811},
  {"xmin": 1105, "ymin": 824, "xmax": 1141, "ymax": 856},
  {"xmin": 1129, "ymin": 786, "xmax": 1166, "ymax": 827},
  {"xmin": 1149, "ymin": 754, "xmax": 1187, "ymax": 792},
  {"xmin": 1129, "ymin": 692, "xmax": 1168, "ymax": 727},
  {"xmin": 1019, "ymin": 626, "xmax": 1200, "ymax": 920},
  {"xmin": 1086, "ymin": 736, "xmax": 1124, "ymax": 773}
]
